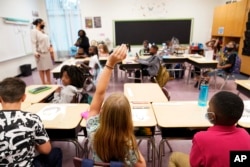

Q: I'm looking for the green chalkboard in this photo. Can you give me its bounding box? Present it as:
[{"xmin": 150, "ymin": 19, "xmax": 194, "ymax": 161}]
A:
[{"xmin": 114, "ymin": 19, "xmax": 193, "ymax": 45}]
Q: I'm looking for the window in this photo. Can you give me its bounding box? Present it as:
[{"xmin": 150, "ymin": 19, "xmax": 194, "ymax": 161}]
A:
[{"xmin": 45, "ymin": 0, "xmax": 82, "ymax": 59}]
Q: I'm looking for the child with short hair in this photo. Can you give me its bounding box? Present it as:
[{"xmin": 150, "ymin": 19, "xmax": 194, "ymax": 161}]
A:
[
  {"xmin": 52, "ymin": 65, "xmax": 86, "ymax": 103},
  {"xmin": 168, "ymin": 91, "xmax": 250, "ymax": 167},
  {"xmin": 86, "ymin": 44, "xmax": 146, "ymax": 166},
  {"xmin": 0, "ymin": 77, "xmax": 62, "ymax": 166}
]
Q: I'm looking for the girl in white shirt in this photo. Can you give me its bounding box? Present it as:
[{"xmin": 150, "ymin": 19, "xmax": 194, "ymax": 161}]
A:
[{"xmin": 52, "ymin": 65, "xmax": 86, "ymax": 103}]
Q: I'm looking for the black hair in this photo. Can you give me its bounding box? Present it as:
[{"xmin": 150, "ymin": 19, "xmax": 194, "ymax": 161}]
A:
[
  {"xmin": 32, "ymin": 18, "xmax": 43, "ymax": 26},
  {"xmin": 126, "ymin": 43, "xmax": 131, "ymax": 52},
  {"xmin": 0, "ymin": 77, "xmax": 26, "ymax": 103},
  {"xmin": 151, "ymin": 44, "xmax": 159, "ymax": 51},
  {"xmin": 89, "ymin": 45, "xmax": 99, "ymax": 58},
  {"xmin": 60, "ymin": 65, "xmax": 87, "ymax": 89},
  {"xmin": 210, "ymin": 91, "xmax": 244, "ymax": 125},
  {"xmin": 143, "ymin": 40, "xmax": 149, "ymax": 44},
  {"xmin": 78, "ymin": 29, "xmax": 86, "ymax": 37}
]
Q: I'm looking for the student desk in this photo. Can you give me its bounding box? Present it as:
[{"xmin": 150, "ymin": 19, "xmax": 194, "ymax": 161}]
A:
[
  {"xmin": 25, "ymin": 103, "xmax": 89, "ymax": 156},
  {"xmin": 237, "ymin": 101, "xmax": 250, "ymax": 129},
  {"xmin": 152, "ymin": 101, "xmax": 211, "ymax": 167},
  {"xmin": 25, "ymin": 85, "xmax": 59, "ymax": 103},
  {"xmin": 235, "ymin": 80, "xmax": 250, "ymax": 98},
  {"xmin": 80, "ymin": 102, "xmax": 157, "ymax": 166},
  {"xmin": 0, "ymin": 102, "xmax": 32, "ymax": 110},
  {"xmin": 51, "ymin": 57, "xmax": 108, "ymax": 79},
  {"xmin": 124, "ymin": 83, "xmax": 169, "ymax": 103},
  {"xmin": 119, "ymin": 56, "xmax": 150, "ymax": 82}
]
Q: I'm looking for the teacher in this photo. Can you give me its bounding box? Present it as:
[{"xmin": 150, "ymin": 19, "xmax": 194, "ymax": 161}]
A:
[{"xmin": 31, "ymin": 18, "xmax": 53, "ymax": 84}]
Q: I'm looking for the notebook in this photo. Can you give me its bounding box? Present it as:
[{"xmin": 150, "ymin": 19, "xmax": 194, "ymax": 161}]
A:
[{"xmin": 28, "ymin": 86, "xmax": 52, "ymax": 94}]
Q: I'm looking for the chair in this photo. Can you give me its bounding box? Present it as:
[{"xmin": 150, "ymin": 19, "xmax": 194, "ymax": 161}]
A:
[
  {"xmin": 161, "ymin": 87, "xmax": 171, "ymax": 101},
  {"xmin": 73, "ymin": 157, "xmax": 124, "ymax": 167}
]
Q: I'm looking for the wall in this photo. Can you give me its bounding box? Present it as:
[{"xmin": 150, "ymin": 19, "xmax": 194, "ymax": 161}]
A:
[
  {"xmin": 80, "ymin": 0, "xmax": 228, "ymax": 51},
  {"xmin": 0, "ymin": 0, "xmax": 48, "ymax": 80}
]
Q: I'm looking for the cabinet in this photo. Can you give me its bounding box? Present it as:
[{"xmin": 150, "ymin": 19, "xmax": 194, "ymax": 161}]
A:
[{"xmin": 211, "ymin": 0, "xmax": 250, "ymax": 75}]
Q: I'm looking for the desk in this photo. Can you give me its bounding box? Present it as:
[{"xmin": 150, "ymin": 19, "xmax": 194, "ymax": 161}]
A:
[
  {"xmin": 25, "ymin": 103, "xmax": 89, "ymax": 156},
  {"xmin": 235, "ymin": 80, "xmax": 250, "ymax": 98},
  {"xmin": 51, "ymin": 57, "xmax": 108, "ymax": 79},
  {"xmin": 152, "ymin": 101, "xmax": 211, "ymax": 167},
  {"xmin": 0, "ymin": 102, "xmax": 32, "ymax": 110},
  {"xmin": 25, "ymin": 85, "xmax": 59, "ymax": 103},
  {"xmin": 124, "ymin": 83, "xmax": 168, "ymax": 103},
  {"xmin": 237, "ymin": 101, "xmax": 250, "ymax": 129}
]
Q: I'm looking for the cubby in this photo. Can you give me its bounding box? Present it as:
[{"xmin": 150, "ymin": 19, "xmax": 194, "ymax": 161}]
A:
[{"xmin": 211, "ymin": 0, "xmax": 250, "ymax": 75}]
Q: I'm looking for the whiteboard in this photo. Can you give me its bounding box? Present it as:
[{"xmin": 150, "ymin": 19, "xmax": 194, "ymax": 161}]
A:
[{"xmin": 0, "ymin": 18, "xmax": 33, "ymax": 62}]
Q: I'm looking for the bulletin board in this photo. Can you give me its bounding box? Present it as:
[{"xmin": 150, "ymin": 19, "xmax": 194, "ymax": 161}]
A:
[
  {"xmin": 114, "ymin": 19, "xmax": 193, "ymax": 45},
  {"xmin": 0, "ymin": 17, "xmax": 32, "ymax": 62}
]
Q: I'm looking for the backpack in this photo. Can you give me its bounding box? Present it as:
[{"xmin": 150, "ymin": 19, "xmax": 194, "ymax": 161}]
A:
[
  {"xmin": 232, "ymin": 54, "xmax": 241, "ymax": 74},
  {"xmin": 155, "ymin": 64, "xmax": 170, "ymax": 87}
]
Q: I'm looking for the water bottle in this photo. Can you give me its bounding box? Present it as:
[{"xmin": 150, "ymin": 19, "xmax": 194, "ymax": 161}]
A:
[{"xmin": 198, "ymin": 82, "xmax": 209, "ymax": 107}]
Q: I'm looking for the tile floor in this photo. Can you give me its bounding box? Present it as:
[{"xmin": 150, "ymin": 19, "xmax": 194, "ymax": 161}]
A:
[{"xmin": 18, "ymin": 63, "xmax": 249, "ymax": 167}]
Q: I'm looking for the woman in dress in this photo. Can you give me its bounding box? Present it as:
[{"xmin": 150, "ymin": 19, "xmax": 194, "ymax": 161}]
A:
[{"xmin": 31, "ymin": 18, "xmax": 53, "ymax": 84}]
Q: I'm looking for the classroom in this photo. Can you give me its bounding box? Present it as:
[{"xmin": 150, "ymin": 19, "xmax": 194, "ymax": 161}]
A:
[{"xmin": 0, "ymin": 0, "xmax": 250, "ymax": 167}]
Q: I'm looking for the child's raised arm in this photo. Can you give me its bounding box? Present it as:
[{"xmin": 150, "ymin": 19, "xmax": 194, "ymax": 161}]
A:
[{"xmin": 89, "ymin": 44, "xmax": 127, "ymax": 118}]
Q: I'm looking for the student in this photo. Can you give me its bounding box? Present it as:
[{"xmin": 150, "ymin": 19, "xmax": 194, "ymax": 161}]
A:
[
  {"xmin": 139, "ymin": 40, "xmax": 150, "ymax": 55},
  {"xmin": 98, "ymin": 43, "xmax": 109, "ymax": 57},
  {"xmin": 168, "ymin": 91, "xmax": 250, "ymax": 167},
  {"xmin": 86, "ymin": 44, "xmax": 146, "ymax": 166},
  {"xmin": 81, "ymin": 45, "xmax": 102, "ymax": 82},
  {"xmin": 0, "ymin": 77, "xmax": 62, "ymax": 166},
  {"xmin": 134, "ymin": 45, "xmax": 161, "ymax": 83},
  {"xmin": 52, "ymin": 65, "xmax": 86, "ymax": 103},
  {"xmin": 217, "ymin": 41, "xmax": 237, "ymax": 74}
]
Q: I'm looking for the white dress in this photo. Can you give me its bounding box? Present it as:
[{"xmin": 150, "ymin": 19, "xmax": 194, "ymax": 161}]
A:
[{"xmin": 31, "ymin": 29, "xmax": 53, "ymax": 70}]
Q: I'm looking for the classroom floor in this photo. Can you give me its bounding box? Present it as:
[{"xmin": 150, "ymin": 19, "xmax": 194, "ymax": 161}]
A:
[{"xmin": 18, "ymin": 63, "xmax": 249, "ymax": 167}]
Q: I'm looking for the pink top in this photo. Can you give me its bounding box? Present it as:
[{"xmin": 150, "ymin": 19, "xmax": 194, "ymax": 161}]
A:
[{"xmin": 190, "ymin": 125, "xmax": 250, "ymax": 167}]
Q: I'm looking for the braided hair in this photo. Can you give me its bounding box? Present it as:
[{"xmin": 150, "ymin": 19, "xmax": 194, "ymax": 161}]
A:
[{"xmin": 60, "ymin": 65, "xmax": 86, "ymax": 89}]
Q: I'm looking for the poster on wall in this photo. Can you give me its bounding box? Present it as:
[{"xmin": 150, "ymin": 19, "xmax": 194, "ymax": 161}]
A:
[
  {"xmin": 94, "ymin": 17, "xmax": 102, "ymax": 28},
  {"xmin": 85, "ymin": 17, "xmax": 93, "ymax": 28},
  {"xmin": 218, "ymin": 27, "xmax": 224, "ymax": 35}
]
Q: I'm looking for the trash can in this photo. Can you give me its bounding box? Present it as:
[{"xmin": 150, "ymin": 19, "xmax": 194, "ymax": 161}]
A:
[{"xmin": 20, "ymin": 64, "xmax": 32, "ymax": 76}]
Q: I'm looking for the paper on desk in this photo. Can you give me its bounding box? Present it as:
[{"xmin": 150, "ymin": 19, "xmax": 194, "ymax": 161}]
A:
[
  {"xmin": 37, "ymin": 105, "xmax": 66, "ymax": 121},
  {"xmin": 132, "ymin": 109, "xmax": 149, "ymax": 121},
  {"xmin": 239, "ymin": 112, "xmax": 250, "ymax": 123}
]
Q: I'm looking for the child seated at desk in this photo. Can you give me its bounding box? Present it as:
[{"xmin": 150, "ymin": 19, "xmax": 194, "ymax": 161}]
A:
[
  {"xmin": 52, "ymin": 65, "xmax": 86, "ymax": 103},
  {"xmin": 0, "ymin": 77, "xmax": 62, "ymax": 166},
  {"xmin": 81, "ymin": 45, "xmax": 102, "ymax": 83},
  {"xmin": 86, "ymin": 44, "xmax": 146, "ymax": 166},
  {"xmin": 168, "ymin": 91, "xmax": 250, "ymax": 167}
]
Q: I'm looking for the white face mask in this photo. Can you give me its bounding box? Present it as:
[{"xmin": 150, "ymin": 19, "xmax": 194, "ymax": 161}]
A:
[{"xmin": 205, "ymin": 112, "xmax": 215, "ymax": 124}]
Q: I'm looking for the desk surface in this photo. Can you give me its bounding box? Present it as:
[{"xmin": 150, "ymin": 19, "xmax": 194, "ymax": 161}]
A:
[
  {"xmin": 235, "ymin": 80, "xmax": 250, "ymax": 90},
  {"xmin": 25, "ymin": 85, "xmax": 59, "ymax": 103},
  {"xmin": 0, "ymin": 102, "xmax": 32, "ymax": 110},
  {"xmin": 238, "ymin": 101, "xmax": 250, "ymax": 128},
  {"xmin": 124, "ymin": 83, "xmax": 168, "ymax": 103},
  {"xmin": 152, "ymin": 101, "xmax": 211, "ymax": 128},
  {"xmin": 25, "ymin": 103, "xmax": 89, "ymax": 129},
  {"xmin": 80, "ymin": 103, "xmax": 156, "ymax": 127}
]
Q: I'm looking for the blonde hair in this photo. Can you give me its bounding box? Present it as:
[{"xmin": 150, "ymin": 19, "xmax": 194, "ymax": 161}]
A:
[
  {"xmin": 98, "ymin": 43, "xmax": 109, "ymax": 54},
  {"xmin": 93, "ymin": 93, "xmax": 139, "ymax": 163}
]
